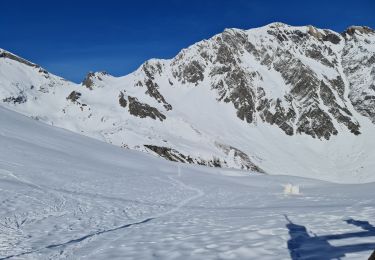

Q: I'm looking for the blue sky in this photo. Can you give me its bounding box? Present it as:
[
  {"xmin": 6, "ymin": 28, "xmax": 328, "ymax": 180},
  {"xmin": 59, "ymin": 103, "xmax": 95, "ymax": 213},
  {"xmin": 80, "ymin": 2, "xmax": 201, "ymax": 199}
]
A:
[{"xmin": 1, "ymin": 0, "xmax": 374, "ymax": 82}]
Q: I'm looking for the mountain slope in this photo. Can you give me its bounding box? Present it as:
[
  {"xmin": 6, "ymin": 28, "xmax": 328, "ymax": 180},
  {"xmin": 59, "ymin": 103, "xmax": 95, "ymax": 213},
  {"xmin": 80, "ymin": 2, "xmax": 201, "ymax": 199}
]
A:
[
  {"xmin": 1, "ymin": 22, "xmax": 375, "ymax": 182},
  {"xmin": 1, "ymin": 106, "xmax": 375, "ymax": 260}
]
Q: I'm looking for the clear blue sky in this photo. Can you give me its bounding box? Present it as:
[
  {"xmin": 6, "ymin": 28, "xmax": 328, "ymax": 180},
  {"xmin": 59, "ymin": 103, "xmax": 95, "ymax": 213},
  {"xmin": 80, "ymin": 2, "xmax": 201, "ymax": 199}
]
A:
[{"xmin": 1, "ymin": 0, "xmax": 374, "ymax": 82}]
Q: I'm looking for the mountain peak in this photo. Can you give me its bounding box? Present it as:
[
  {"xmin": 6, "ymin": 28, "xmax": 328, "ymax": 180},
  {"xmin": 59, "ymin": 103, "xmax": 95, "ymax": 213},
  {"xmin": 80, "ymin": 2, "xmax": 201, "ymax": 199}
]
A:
[
  {"xmin": 82, "ymin": 71, "xmax": 112, "ymax": 89},
  {"xmin": 1, "ymin": 48, "xmax": 31, "ymax": 63},
  {"xmin": 343, "ymin": 25, "xmax": 375, "ymax": 36},
  {"xmin": 1, "ymin": 23, "xmax": 375, "ymax": 177},
  {"xmin": 264, "ymin": 22, "xmax": 289, "ymax": 28},
  {"xmin": 0, "ymin": 48, "xmax": 50, "ymax": 77}
]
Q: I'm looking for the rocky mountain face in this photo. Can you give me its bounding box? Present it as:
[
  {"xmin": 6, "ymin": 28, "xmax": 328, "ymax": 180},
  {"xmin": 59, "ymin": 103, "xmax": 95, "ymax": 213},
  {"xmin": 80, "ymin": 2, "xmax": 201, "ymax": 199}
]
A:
[
  {"xmin": 342, "ymin": 26, "xmax": 375, "ymax": 124},
  {"xmin": 161, "ymin": 23, "xmax": 373, "ymax": 140},
  {"xmin": 1, "ymin": 23, "xmax": 375, "ymax": 180}
]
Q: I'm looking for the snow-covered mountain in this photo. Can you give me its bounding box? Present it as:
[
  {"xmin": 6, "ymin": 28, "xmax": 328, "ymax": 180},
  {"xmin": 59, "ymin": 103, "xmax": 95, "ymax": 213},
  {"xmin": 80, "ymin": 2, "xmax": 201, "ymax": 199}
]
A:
[
  {"xmin": 1, "ymin": 105, "xmax": 375, "ymax": 260},
  {"xmin": 1, "ymin": 22, "xmax": 375, "ymax": 182}
]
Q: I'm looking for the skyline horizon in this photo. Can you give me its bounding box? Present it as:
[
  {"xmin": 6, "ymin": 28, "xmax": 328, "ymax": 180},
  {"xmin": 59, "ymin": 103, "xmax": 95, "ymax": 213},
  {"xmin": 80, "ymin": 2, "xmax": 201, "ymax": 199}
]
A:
[
  {"xmin": 1, "ymin": 0, "xmax": 374, "ymax": 82},
  {"xmin": 2, "ymin": 21, "xmax": 374, "ymax": 83}
]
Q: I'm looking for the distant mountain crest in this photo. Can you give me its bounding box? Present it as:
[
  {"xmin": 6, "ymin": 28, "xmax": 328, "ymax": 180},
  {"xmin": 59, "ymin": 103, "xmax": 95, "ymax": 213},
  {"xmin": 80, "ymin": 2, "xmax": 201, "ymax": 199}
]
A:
[{"xmin": 1, "ymin": 23, "xmax": 375, "ymax": 179}]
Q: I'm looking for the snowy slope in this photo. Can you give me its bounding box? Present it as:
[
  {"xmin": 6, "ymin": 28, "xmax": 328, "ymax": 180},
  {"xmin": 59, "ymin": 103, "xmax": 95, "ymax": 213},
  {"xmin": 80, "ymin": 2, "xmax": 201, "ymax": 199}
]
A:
[
  {"xmin": 1, "ymin": 23, "xmax": 375, "ymax": 182},
  {"xmin": 1, "ymin": 106, "xmax": 375, "ymax": 259}
]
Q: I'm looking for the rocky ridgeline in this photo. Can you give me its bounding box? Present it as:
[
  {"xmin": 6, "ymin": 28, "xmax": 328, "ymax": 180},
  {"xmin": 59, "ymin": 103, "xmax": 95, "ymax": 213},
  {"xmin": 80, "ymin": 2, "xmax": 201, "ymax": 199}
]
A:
[
  {"xmin": 1, "ymin": 23, "xmax": 374, "ymax": 172},
  {"xmin": 138, "ymin": 23, "xmax": 374, "ymax": 140}
]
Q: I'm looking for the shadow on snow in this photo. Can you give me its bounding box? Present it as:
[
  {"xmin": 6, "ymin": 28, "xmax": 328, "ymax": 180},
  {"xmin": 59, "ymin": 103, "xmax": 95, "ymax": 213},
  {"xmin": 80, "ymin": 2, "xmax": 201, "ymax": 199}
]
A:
[
  {"xmin": 285, "ymin": 215, "xmax": 375, "ymax": 260},
  {"xmin": 0, "ymin": 218, "xmax": 153, "ymax": 260}
]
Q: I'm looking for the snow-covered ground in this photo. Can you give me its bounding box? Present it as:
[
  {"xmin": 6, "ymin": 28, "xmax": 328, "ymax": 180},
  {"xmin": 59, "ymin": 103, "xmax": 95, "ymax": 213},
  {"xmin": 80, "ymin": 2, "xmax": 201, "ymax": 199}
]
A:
[{"xmin": 0, "ymin": 106, "xmax": 374, "ymax": 259}]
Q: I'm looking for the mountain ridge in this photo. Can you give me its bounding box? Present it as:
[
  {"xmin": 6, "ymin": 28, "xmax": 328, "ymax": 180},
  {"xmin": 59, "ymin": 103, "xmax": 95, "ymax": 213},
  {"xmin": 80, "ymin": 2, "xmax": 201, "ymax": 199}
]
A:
[{"xmin": 1, "ymin": 22, "xmax": 375, "ymax": 182}]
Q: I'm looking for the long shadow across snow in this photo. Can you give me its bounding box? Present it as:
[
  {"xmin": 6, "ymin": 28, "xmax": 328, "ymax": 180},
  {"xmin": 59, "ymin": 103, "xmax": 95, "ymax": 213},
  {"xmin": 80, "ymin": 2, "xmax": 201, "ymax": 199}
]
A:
[
  {"xmin": 0, "ymin": 218, "xmax": 153, "ymax": 260},
  {"xmin": 285, "ymin": 215, "xmax": 375, "ymax": 260}
]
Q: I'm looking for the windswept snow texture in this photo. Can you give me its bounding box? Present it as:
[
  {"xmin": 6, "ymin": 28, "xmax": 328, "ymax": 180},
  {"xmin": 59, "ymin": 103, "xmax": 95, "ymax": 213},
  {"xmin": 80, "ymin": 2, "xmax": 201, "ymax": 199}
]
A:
[{"xmin": 0, "ymin": 107, "xmax": 374, "ymax": 260}]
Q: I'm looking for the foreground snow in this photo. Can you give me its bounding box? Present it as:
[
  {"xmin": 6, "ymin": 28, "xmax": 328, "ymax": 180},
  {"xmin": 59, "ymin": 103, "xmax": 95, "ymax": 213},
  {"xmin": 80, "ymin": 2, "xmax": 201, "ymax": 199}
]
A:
[{"xmin": 0, "ymin": 106, "xmax": 374, "ymax": 260}]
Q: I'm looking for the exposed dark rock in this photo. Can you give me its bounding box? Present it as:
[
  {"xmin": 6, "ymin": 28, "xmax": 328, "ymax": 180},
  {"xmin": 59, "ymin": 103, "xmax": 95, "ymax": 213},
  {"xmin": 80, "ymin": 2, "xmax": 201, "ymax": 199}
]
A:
[
  {"xmin": 220, "ymin": 29, "xmax": 247, "ymax": 52},
  {"xmin": 330, "ymin": 107, "xmax": 361, "ymax": 135},
  {"xmin": 290, "ymin": 30, "xmax": 308, "ymax": 43},
  {"xmin": 274, "ymin": 52, "xmax": 319, "ymax": 102},
  {"xmin": 82, "ymin": 72, "xmax": 95, "ymax": 89},
  {"xmin": 182, "ymin": 61, "xmax": 205, "ymax": 85},
  {"xmin": 349, "ymin": 94, "xmax": 375, "ymax": 125},
  {"xmin": 319, "ymin": 81, "xmax": 361, "ymax": 135},
  {"xmin": 319, "ymin": 81, "xmax": 336, "ymax": 104},
  {"xmin": 216, "ymin": 44, "xmax": 237, "ymax": 65},
  {"xmin": 82, "ymin": 71, "xmax": 109, "ymax": 89},
  {"xmin": 343, "ymin": 26, "xmax": 375, "ymax": 37},
  {"xmin": 260, "ymin": 53, "xmax": 273, "ymax": 67},
  {"xmin": 128, "ymin": 96, "xmax": 166, "ymax": 121},
  {"xmin": 216, "ymin": 143, "xmax": 265, "ymax": 173},
  {"xmin": 259, "ymin": 98, "xmax": 296, "ymax": 136},
  {"xmin": 144, "ymin": 145, "xmax": 191, "ymax": 163},
  {"xmin": 213, "ymin": 80, "xmax": 227, "ymax": 101},
  {"xmin": 307, "ymin": 26, "xmax": 324, "ymax": 39},
  {"xmin": 342, "ymin": 30, "xmax": 375, "ymax": 125},
  {"xmin": 118, "ymin": 92, "xmax": 127, "ymax": 108},
  {"xmin": 0, "ymin": 50, "xmax": 49, "ymax": 79},
  {"xmin": 140, "ymin": 61, "xmax": 173, "ymax": 110},
  {"xmin": 277, "ymin": 33, "xmax": 288, "ymax": 42},
  {"xmin": 0, "ymin": 50, "xmax": 41, "ymax": 69},
  {"xmin": 3, "ymin": 93, "xmax": 27, "ymax": 104},
  {"xmin": 144, "ymin": 145, "xmax": 226, "ymax": 167},
  {"xmin": 323, "ymin": 33, "xmax": 341, "ymax": 44},
  {"xmin": 225, "ymin": 69, "xmax": 255, "ymax": 123},
  {"xmin": 209, "ymin": 66, "xmax": 231, "ymax": 77},
  {"xmin": 66, "ymin": 91, "xmax": 81, "ymax": 102},
  {"xmin": 297, "ymin": 106, "xmax": 338, "ymax": 140},
  {"xmin": 328, "ymin": 76, "xmax": 346, "ymax": 98},
  {"xmin": 244, "ymin": 41, "xmax": 257, "ymax": 56},
  {"xmin": 142, "ymin": 61, "xmax": 163, "ymax": 80},
  {"xmin": 305, "ymin": 48, "xmax": 334, "ymax": 67},
  {"xmin": 200, "ymin": 51, "xmax": 210, "ymax": 61},
  {"xmin": 367, "ymin": 55, "xmax": 375, "ymax": 66},
  {"xmin": 267, "ymin": 30, "xmax": 288, "ymax": 42},
  {"xmin": 144, "ymin": 144, "xmax": 254, "ymax": 170},
  {"xmin": 145, "ymin": 79, "xmax": 172, "ymax": 110}
]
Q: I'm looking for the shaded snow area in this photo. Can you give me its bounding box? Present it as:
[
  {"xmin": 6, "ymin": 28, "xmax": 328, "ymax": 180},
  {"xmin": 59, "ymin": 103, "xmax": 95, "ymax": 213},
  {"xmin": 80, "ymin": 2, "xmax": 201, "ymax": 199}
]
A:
[{"xmin": 0, "ymin": 106, "xmax": 374, "ymax": 260}]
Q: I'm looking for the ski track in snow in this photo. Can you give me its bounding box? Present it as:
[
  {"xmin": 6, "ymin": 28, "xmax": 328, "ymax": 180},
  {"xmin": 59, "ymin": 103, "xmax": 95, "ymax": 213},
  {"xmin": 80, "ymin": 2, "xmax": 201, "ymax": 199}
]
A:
[
  {"xmin": 0, "ymin": 163, "xmax": 205, "ymax": 260},
  {"xmin": 0, "ymin": 107, "xmax": 375, "ymax": 259}
]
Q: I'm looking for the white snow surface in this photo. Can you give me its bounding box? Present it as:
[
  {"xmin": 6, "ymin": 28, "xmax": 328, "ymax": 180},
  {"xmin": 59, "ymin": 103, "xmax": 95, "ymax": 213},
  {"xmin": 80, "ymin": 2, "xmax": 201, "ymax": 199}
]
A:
[
  {"xmin": 0, "ymin": 107, "xmax": 375, "ymax": 260},
  {"xmin": 0, "ymin": 23, "xmax": 375, "ymax": 183}
]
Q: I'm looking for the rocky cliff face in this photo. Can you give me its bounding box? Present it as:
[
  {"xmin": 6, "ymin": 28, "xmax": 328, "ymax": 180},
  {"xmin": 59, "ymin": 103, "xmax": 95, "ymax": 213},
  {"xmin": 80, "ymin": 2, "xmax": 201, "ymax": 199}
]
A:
[
  {"xmin": 1, "ymin": 23, "xmax": 375, "ymax": 178},
  {"xmin": 342, "ymin": 26, "xmax": 375, "ymax": 124},
  {"xmin": 137, "ymin": 23, "xmax": 372, "ymax": 140}
]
